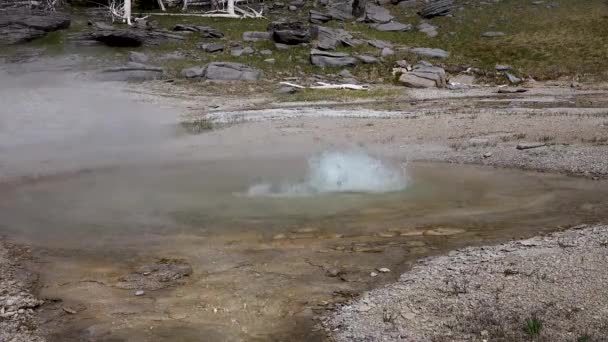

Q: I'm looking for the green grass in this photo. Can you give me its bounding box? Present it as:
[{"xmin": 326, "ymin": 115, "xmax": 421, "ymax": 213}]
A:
[{"xmin": 524, "ymin": 317, "xmax": 543, "ymax": 339}]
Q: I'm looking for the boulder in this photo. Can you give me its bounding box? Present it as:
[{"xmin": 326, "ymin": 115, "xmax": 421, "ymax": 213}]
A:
[
  {"xmin": 364, "ymin": 4, "xmax": 394, "ymax": 23},
  {"xmin": 102, "ymin": 62, "xmax": 164, "ymax": 81},
  {"xmin": 243, "ymin": 31, "xmax": 271, "ymax": 42},
  {"xmin": 173, "ymin": 24, "xmax": 224, "ymax": 38},
  {"xmin": 0, "ymin": 13, "xmax": 71, "ymax": 45},
  {"xmin": 399, "ymin": 62, "xmax": 446, "ymax": 88},
  {"xmin": 372, "ymin": 21, "xmax": 413, "ymax": 32},
  {"xmin": 268, "ymin": 21, "xmax": 311, "ymax": 45},
  {"xmin": 417, "ymin": 22, "xmax": 438, "ymax": 37},
  {"xmin": 128, "ymin": 51, "xmax": 149, "ymax": 64},
  {"xmin": 381, "ymin": 47, "xmax": 394, "ymax": 57},
  {"xmin": 205, "ymin": 62, "xmax": 262, "ymax": 81},
  {"xmin": 181, "ymin": 66, "xmax": 206, "ymax": 78},
  {"xmin": 418, "ymin": 0, "xmax": 453, "ymax": 18},
  {"xmin": 310, "ymin": 48, "xmax": 357, "ymax": 67},
  {"xmin": 407, "ymin": 47, "xmax": 449, "ymax": 59},
  {"xmin": 199, "ymin": 42, "xmax": 224, "ymax": 53}
]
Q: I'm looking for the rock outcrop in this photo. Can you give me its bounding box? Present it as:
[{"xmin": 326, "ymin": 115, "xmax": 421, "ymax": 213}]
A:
[{"xmin": 205, "ymin": 62, "xmax": 262, "ymax": 81}]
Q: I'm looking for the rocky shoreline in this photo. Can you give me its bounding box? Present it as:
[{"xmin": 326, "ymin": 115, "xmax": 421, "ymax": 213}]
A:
[
  {"xmin": 322, "ymin": 224, "xmax": 608, "ymax": 341},
  {"xmin": 0, "ymin": 239, "xmax": 45, "ymax": 342}
]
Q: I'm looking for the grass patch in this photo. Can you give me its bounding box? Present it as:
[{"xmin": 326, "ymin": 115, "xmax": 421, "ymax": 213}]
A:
[{"xmin": 524, "ymin": 317, "xmax": 542, "ymax": 338}]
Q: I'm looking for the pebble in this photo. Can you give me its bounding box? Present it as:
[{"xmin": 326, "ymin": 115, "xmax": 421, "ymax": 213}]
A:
[
  {"xmin": 135, "ymin": 290, "xmax": 145, "ymax": 296},
  {"xmin": 370, "ymin": 272, "xmax": 378, "ymax": 277},
  {"xmin": 377, "ymin": 267, "xmax": 391, "ymax": 273}
]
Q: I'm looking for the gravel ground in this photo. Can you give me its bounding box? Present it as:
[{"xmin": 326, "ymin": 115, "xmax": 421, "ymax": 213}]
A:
[
  {"xmin": 322, "ymin": 224, "xmax": 608, "ymax": 342},
  {"xmin": 0, "ymin": 239, "xmax": 45, "ymax": 342}
]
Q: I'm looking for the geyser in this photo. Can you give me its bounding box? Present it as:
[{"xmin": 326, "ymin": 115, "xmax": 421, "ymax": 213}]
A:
[{"xmin": 247, "ymin": 151, "xmax": 407, "ymax": 196}]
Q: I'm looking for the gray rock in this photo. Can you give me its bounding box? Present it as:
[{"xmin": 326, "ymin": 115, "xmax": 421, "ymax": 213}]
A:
[
  {"xmin": 181, "ymin": 66, "xmax": 206, "ymax": 78},
  {"xmin": 516, "ymin": 142, "xmax": 546, "ymax": 150},
  {"xmin": 102, "ymin": 62, "xmax": 164, "ymax": 81},
  {"xmin": 419, "ymin": 0, "xmax": 453, "ymax": 18},
  {"xmin": 505, "ymin": 72, "xmax": 522, "ymax": 85},
  {"xmin": 495, "ymin": 64, "xmax": 510, "ymax": 71},
  {"xmin": 482, "ymin": 31, "xmax": 505, "ymax": 38},
  {"xmin": 395, "ymin": 59, "xmax": 409, "ymax": 68},
  {"xmin": 260, "ymin": 49, "xmax": 273, "ymax": 55},
  {"xmin": 407, "ymin": 47, "xmax": 449, "ymax": 59},
  {"xmin": 314, "ymin": 26, "xmax": 354, "ymax": 50},
  {"xmin": 342, "ymin": 77, "xmax": 358, "ymax": 84},
  {"xmin": 243, "ymin": 31, "xmax": 270, "ymax": 42},
  {"xmin": 418, "ymin": 22, "xmax": 438, "ymax": 37},
  {"xmin": 289, "ymin": 5, "xmax": 298, "ymax": 10},
  {"xmin": 381, "ymin": 47, "xmax": 394, "ymax": 57},
  {"xmin": 372, "ymin": 21, "xmax": 413, "ymax": 32},
  {"xmin": 128, "ymin": 51, "xmax": 149, "ymax": 64},
  {"xmin": 310, "ymin": 10, "xmax": 333, "ymax": 24},
  {"xmin": 268, "ymin": 21, "xmax": 311, "ymax": 45},
  {"xmin": 310, "ymin": 48, "xmax": 357, "ymax": 67},
  {"xmin": 357, "ymin": 55, "xmax": 380, "ymax": 64},
  {"xmin": 231, "ymin": 46, "xmax": 255, "ymax": 56},
  {"xmin": 327, "ymin": 5, "xmax": 354, "ymax": 20},
  {"xmin": 399, "ymin": 62, "xmax": 446, "ymax": 88},
  {"xmin": 205, "ymin": 62, "xmax": 262, "ymax": 81},
  {"xmin": 364, "ymin": 4, "xmax": 394, "ymax": 23},
  {"xmin": 275, "ymin": 43, "xmax": 290, "ymax": 50},
  {"xmin": 276, "ymin": 85, "xmax": 299, "ymax": 94},
  {"xmin": 367, "ymin": 39, "xmax": 393, "ymax": 49},
  {"xmin": 339, "ymin": 69, "xmax": 353, "ymax": 78},
  {"xmin": 395, "ymin": 0, "xmax": 417, "ymax": 7},
  {"xmin": 0, "ymin": 13, "xmax": 71, "ymax": 45},
  {"xmin": 199, "ymin": 42, "xmax": 224, "ymax": 53},
  {"xmin": 264, "ymin": 58, "xmax": 276, "ymax": 64},
  {"xmin": 158, "ymin": 51, "xmax": 185, "ymax": 60},
  {"xmin": 173, "ymin": 24, "xmax": 223, "ymax": 38}
]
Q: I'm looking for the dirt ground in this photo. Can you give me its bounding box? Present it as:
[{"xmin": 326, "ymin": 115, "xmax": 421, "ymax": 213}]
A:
[{"xmin": 322, "ymin": 224, "xmax": 608, "ymax": 342}]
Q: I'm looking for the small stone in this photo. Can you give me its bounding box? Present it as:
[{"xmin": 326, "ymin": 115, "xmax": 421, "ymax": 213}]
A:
[
  {"xmin": 264, "ymin": 58, "xmax": 276, "ymax": 64},
  {"xmin": 370, "ymin": 271, "xmax": 378, "ymax": 277},
  {"xmin": 135, "ymin": 290, "xmax": 145, "ymax": 296},
  {"xmin": 339, "ymin": 69, "xmax": 353, "ymax": 78},
  {"xmin": 62, "ymin": 306, "xmax": 77, "ymax": 314},
  {"xmin": 481, "ymin": 330, "xmax": 489, "ymax": 336},
  {"xmin": 288, "ymin": 5, "xmax": 297, "ymax": 10},
  {"xmin": 482, "ymin": 31, "xmax": 505, "ymax": 38},
  {"xmin": 495, "ymin": 64, "xmax": 510, "ymax": 71},
  {"xmin": 505, "ymin": 72, "xmax": 522, "ymax": 85},
  {"xmin": 377, "ymin": 267, "xmax": 391, "ymax": 273},
  {"xmin": 381, "ymin": 47, "xmax": 394, "ymax": 57},
  {"xmin": 483, "ymin": 152, "xmax": 493, "ymax": 158},
  {"xmin": 326, "ymin": 268, "xmax": 341, "ymax": 277},
  {"xmin": 260, "ymin": 49, "xmax": 273, "ymax": 55},
  {"xmin": 273, "ymin": 233, "xmax": 287, "ymax": 239}
]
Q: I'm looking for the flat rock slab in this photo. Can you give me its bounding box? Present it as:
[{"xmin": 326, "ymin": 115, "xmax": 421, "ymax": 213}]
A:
[
  {"xmin": 243, "ymin": 31, "xmax": 270, "ymax": 42},
  {"xmin": 399, "ymin": 62, "xmax": 447, "ymax": 88},
  {"xmin": 418, "ymin": 0, "xmax": 453, "ymax": 18},
  {"xmin": 364, "ymin": 4, "xmax": 394, "ymax": 23},
  {"xmin": 173, "ymin": 24, "xmax": 223, "ymax": 38},
  {"xmin": 482, "ymin": 31, "xmax": 506, "ymax": 37},
  {"xmin": 181, "ymin": 66, "xmax": 206, "ymax": 78},
  {"xmin": 367, "ymin": 39, "xmax": 393, "ymax": 49},
  {"xmin": 418, "ymin": 22, "xmax": 438, "ymax": 37},
  {"xmin": 311, "ymin": 49, "xmax": 356, "ymax": 67},
  {"xmin": 0, "ymin": 13, "xmax": 71, "ymax": 45},
  {"xmin": 357, "ymin": 55, "xmax": 380, "ymax": 64},
  {"xmin": 372, "ymin": 21, "xmax": 413, "ymax": 32},
  {"xmin": 407, "ymin": 47, "xmax": 449, "ymax": 59},
  {"xmin": 516, "ymin": 142, "xmax": 547, "ymax": 150},
  {"xmin": 101, "ymin": 62, "xmax": 164, "ymax": 81},
  {"xmin": 310, "ymin": 10, "xmax": 333, "ymax": 24},
  {"xmin": 199, "ymin": 42, "xmax": 224, "ymax": 53},
  {"xmin": 205, "ymin": 62, "xmax": 262, "ymax": 81}
]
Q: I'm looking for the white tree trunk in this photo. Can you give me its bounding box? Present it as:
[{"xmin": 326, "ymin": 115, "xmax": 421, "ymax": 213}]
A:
[
  {"xmin": 226, "ymin": 0, "xmax": 234, "ymax": 15},
  {"xmin": 124, "ymin": 0, "xmax": 132, "ymax": 24}
]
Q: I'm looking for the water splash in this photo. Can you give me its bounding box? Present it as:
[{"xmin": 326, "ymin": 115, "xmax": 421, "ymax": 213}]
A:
[{"xmin": 247, "ymin": 151, "xmax": 407, "ymax": 196}]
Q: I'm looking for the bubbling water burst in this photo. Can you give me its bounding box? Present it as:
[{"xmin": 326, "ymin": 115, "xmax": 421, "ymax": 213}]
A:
[{"xmin": 247, "ymin": 151, "xmax": 407, "ymax": 196}]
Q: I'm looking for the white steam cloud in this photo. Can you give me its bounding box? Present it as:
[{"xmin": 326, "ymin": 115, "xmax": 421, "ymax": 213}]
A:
[{"xmin": 247, "ymin": 151, "xmax": 407, "ymax": 196}]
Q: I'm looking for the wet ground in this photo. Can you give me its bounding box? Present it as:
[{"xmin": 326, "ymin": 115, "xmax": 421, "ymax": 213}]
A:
[{"xmin": 2, "ymin": 57, "xmax": 608, "ymax": 341}]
